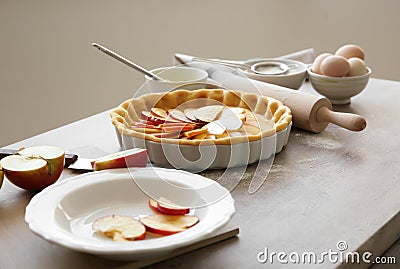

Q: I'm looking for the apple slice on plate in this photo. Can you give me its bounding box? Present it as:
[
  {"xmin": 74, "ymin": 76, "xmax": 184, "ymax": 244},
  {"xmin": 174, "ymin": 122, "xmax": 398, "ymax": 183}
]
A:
[
  {"xmin": 93, "ymin": 215, "xmax": 146, "ymax": 241},
  {"xmin": 91, "ymin": 148, "xmax": 148, "ymax": 171},
  {"xmin": 0, "ymin": 145, "xmax": 65, "ymax": 190},
  {"xmin": 148, "ymin": 198, "xmax": 190, "ymax": 215},
  {"xmin": 140, "ymin": 215, "xmax": 199, "ymax": 235}
]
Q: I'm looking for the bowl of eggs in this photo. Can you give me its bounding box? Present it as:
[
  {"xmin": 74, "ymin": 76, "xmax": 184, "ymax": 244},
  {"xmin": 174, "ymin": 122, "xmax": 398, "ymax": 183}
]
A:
[{"xmin": 308, "ymin": 44, "xmax": 371, "ymax": 105}]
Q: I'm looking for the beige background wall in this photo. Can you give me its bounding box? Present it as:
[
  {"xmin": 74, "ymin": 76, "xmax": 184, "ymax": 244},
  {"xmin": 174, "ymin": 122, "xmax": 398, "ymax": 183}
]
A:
[{"xmin": 1, "ymin": 0, "xmax": 399, "ymax": 146}]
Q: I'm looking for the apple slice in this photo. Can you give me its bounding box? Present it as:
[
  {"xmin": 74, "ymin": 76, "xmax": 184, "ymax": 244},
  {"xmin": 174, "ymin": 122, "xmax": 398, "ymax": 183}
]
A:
[
  {"xmin": 141, "ymin": 111, "xmax": 180, "ymax": 124},
  {"xmin": 157, "ymin": 197, "xmax": 190, "ymax": 215},
  {"xmin": 130, "ymin": 127, "xmax": 162, "ymax": 134},
  {"xmin": 152, "ymin": 132, "xmax": 181, "ymax": 138},
  {"xmin": 183, "ymin": 128, "xmax": 208, "ymax": 138},
  {"xmin": 227, "ymin": 107, "xmax": 245, "ymax": 114},
  {"xmin": 151, "ymin": 108, "xmax": 168, "ymax": 118},
  {"xmin": 205, "ymin": 121, "xmax": 226, "ymax": 135},
  {"xmin": 194, "ymin": 105, "xmax": 224, "ymax": 122},
  {"xmin": 0, "ymin": 145, "xmax": 65, "ymax": 190},
  {"xmin": 160, "ymin": 124, "xmax": 196, "ymax": 133},
  {"xmin": 168, "ymin": 109, "xmax": 194, "ymax": 123},
  {"xmin": 140, "ymin": 215, "xmax": 199, "ymax": 235},
  {"xmin": 91, "ymin": 148, "xmax": 148, "ymax": 171},
  {"xmin": 184, "ymin": 109, "xmax": 198, "ymax": 122},
  {"xmin": 148, "ymin": 198, "xmax": 159, "ymax": 212},
  {"xmin": 193, "ymin": 133, "xmax": 208, "ymax": 140},
  {"xmin": 93, "ymin": 215, "xmax": 146, "ymax": 241},
  {"xmin": 148, "ymin": 198, "xmax": 190, "ymax": 215},
  {"xmin": 239, "ymin": 124, "xmax": 261, "ymax": 135}
]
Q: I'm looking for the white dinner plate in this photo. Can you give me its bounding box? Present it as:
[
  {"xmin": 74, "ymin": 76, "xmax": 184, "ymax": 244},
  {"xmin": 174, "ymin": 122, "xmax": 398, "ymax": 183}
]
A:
[{"xmin": 25, "ymin": 168, "xmax": 235, "ymax": 261}]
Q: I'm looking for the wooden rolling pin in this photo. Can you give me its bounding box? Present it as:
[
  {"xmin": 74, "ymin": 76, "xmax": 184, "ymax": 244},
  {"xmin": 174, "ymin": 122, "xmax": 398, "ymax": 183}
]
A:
[{"xmin": 174, "ymin": 54, "xmax": 366, "ymax": 133}]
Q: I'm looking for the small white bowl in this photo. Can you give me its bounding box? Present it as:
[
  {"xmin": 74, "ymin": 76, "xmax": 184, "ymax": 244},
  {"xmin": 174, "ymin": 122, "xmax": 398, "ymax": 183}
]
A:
[
  {"xmin": 144, "ymin": 66, "xmax": 208, "ymax": 92},
  {"xmin": 307, "ymin": 67, "xmax": 371, "ymax": 105},
  {"xmin": 239, "ymin": 58, "xmax": 308, "ymax": 90}
]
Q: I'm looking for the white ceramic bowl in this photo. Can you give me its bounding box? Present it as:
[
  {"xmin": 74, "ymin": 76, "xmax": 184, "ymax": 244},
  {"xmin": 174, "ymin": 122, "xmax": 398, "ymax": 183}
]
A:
[
  {"xmin": 307, "ymin": 67, "xmax": 371, "ymax": 105},
  {"xmin": 144, "ymin": 66, "xmax": 208, "ymax": 92},
  {"xmin": 239, "ymin": 58, "xmax": 308, "ymax": 90}
]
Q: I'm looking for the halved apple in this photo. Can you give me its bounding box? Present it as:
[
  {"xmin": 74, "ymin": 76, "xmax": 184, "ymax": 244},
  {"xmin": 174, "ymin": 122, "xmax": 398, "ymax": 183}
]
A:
[
  {"xmin": 140, "ymin": 215, "xmax": 199, "ymax": 235},
  {"xmin": 0, "ymin": 145, "xmax": 65, "ymax": 190},
  {"xmin": 92, "ymin": 215, "xmax": 146, "ymax": 241},
  {"xmin": 91, "ymin": 148, "xmax": 148, "ymax": 171}
]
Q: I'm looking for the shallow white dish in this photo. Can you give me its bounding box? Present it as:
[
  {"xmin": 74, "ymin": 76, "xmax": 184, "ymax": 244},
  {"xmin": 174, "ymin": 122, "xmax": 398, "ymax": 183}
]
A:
[{"xmin": 25, "ymin": 168, "xmax": 235, "ymax": 261}]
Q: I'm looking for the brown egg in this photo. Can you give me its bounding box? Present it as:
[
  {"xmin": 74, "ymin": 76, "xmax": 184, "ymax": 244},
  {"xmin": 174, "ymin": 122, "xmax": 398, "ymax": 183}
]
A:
[
  {"xmin": 311, "ymin": 53, "xmax": 332, "ymax": 74},
  {"xmin": 335, "ymin": 44, "xmax": 365, "ymax": 60},
  {"xmin": 320, "ymin": 55, "xmax": 350, "ymax": 77}
]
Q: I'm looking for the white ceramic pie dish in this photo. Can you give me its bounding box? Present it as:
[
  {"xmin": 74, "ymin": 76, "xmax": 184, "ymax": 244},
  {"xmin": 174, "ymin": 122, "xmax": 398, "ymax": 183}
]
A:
[
  {"xmin": 111, "ymin": 89, "xmax": 292, "ymax": 171},
  {"xmin": 118, "ymin": 122, "xmax": 291, "ymax": 171},
  {"xmin": 25, "ymin": 168, "xmax": 235, "ymax": 261}
]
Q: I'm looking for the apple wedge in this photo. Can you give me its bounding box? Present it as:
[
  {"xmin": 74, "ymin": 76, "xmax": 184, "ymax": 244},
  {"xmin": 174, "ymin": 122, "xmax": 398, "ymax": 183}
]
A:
[
  {"xmin": 140, "ymin": 215, "xmax": 199, "ymax": 235},
  {"xmin": 0, "ymin": 145, "xmax": 65, "ymax": 190},
  {"xmin": 91, "ymin": 148, "xmax": 148, "ymax": 171},
  {"xmin": 148, "ymin": 198, "xmax": 190, "ymax": 215},
  {"xmin": 93, "ymin": 215, "xmax": 146, "ymax": 241}
]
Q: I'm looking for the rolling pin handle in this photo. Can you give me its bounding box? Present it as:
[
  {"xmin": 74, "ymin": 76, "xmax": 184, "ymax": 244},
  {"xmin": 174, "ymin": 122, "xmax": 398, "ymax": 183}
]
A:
[{"xmin": 316, "ymin": 107, "xmax": 367, "ymax": 132}]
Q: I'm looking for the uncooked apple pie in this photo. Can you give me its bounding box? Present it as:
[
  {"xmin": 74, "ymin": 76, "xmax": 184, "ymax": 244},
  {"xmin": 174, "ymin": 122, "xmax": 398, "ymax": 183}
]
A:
[{"xmin": 111, "ymin": 89, "xmax": 292, "ymax": 145}]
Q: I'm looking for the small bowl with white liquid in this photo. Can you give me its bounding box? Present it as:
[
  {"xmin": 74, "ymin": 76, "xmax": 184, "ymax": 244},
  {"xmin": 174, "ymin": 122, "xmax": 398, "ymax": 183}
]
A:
[
  {"xmin": 239, "ymin": 58, "xmax": 307, "ymax": 90},
  {"xmin": 144, "ymin": 66, "xmax": 208, "ymax": 92}
]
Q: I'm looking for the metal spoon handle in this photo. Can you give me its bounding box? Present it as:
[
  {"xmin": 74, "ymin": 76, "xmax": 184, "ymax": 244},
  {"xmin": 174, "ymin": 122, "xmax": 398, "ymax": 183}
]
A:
[
  {"xmin": 192, "ymin": 57, "xmax": 250, "ymax": 70},
  {"xmin": 92, "ymin": 43, "xmax": 163, "ymax": 81}
]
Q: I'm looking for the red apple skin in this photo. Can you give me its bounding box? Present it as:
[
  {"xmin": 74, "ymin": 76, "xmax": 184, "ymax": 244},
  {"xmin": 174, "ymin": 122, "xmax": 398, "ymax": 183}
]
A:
[
  {"xmin": 140, "ymin": 216, "xmax": 199, "ymax": 236},
  {"xmin": 157, "ymin": 203, "xmax": 190, "ymax": 216},
  {"xmin": 92, "ymin": 149, "xmax": 148, "ymax": 171},
  {"xmin": 2, "ymin": 154, "xmax": 65, "ymax": 191},
  {"xmin": 148, "ymin": 199, "xmax": 190, "ymax": 215},
  {"xmin": 0, "ymin": 168, "xmax": 4, "ymax": 189}
]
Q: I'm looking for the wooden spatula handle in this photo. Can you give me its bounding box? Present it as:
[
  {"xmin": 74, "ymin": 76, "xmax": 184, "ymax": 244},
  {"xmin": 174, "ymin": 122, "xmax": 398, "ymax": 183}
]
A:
[{"xmin": 316, "ymin": 107, "xmax": 367, "ymax": 131}]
